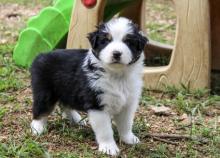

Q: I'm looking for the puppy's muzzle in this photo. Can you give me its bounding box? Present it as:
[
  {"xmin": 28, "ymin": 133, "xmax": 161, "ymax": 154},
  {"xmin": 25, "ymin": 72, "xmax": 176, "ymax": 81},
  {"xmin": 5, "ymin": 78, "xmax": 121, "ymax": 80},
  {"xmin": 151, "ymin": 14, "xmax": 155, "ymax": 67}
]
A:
[{"xmin": 112, "ymin": 51, "xmax": 122, "ymax": 62}]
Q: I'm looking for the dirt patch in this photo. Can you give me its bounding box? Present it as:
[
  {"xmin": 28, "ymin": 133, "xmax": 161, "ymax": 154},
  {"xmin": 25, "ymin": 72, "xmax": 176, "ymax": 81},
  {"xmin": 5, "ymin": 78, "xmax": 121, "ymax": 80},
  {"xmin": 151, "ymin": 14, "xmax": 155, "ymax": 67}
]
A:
[{"xmin": 0, "ymin": 3, "xmax": 44, "ymax": 44}]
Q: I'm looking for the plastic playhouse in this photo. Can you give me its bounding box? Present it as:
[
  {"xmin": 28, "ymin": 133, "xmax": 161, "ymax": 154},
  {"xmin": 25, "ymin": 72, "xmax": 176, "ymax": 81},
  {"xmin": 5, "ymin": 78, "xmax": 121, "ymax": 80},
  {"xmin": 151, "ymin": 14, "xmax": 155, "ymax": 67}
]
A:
[{"xmin": 13, "ymin": 0, "xmax": 219, "ymax": 91}]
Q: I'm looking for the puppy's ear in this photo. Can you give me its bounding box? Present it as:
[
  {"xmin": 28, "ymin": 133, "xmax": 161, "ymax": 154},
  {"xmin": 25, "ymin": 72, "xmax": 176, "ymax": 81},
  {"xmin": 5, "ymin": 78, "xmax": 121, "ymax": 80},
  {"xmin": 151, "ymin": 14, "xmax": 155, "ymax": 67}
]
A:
[
  {"xmin": 131, "ymin": 22, "xmax": 149, "ymax": 52},
  {"xmin": 138, "ymin": 32, "xmax": 149, "ymax": 51},
  {"xmin": 87, "ymin": 23, "xmax": 105, "ymax": 50},
  {"xmin": 87, "ymin": 31, "xmax": 98, "ymax": 49}
]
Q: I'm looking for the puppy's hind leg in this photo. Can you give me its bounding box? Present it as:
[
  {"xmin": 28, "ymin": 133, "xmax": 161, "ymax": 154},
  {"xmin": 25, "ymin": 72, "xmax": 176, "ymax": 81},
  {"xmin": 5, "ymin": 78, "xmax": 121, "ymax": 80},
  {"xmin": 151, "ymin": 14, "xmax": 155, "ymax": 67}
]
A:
[
  {"xmin": 62, "ymin": 108, "xmax": 87, "ymax": 126},
  {"xmin": 31, "ymin": 91, "xmax": 56, "ymax": 135}
]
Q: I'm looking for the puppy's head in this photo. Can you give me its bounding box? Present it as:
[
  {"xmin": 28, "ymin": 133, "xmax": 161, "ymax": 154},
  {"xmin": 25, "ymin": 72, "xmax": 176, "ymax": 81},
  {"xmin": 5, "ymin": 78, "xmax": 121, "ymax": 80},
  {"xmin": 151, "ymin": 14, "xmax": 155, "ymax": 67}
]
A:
[{"xmin": 87, "ymin": 17, "xmax": 148, "ymax": 67}]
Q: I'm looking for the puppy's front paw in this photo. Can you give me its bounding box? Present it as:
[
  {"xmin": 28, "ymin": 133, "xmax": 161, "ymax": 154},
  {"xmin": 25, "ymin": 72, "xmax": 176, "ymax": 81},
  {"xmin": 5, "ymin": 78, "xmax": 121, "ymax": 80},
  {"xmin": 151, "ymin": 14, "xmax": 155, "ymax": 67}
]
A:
[
  {"xmin": 98, "ymin": 142, "xmax": 120, "ymax": 156},
  {"xmin": 121, "ymin": 133, "xmax": 140, "ymax": 144}
]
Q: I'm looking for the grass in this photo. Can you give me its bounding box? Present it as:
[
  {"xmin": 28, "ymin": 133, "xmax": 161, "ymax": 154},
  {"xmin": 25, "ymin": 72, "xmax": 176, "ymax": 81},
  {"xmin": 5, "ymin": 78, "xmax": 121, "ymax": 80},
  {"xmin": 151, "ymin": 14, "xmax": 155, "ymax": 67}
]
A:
[
  {"xmin": 141, "ymin": 86, "xmax": 220, "ymax": 115},
  {"xmin": 145, "ymin": 0, "xmax": 176, "ymax": 45},
  {"xmin": 0, "ymin": 43, "xmax": 29, "ymax": 124},
  {"xmin": 0, "ymin": 0, "xmax": 220, "ymax": 157},
  {"xmin": 0, "ymin": 138, "xmax": 49, "ymax": 158},
  {"xmin": 0, "ymin": 0, "xmax": 54, "ymax": 6},
  {"xmin": 144, "ymin": 0, "xmax": 176, "ymax": 66},
  {"xmin": 0, "ymin": 44, "xmax": 25, "ymax": 92}
]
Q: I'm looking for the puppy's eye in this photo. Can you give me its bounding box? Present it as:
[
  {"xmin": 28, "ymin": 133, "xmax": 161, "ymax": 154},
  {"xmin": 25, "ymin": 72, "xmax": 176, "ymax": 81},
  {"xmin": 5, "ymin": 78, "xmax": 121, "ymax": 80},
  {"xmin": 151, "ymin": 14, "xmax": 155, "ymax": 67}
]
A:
[
  {"xmin": 100, "ymin": 38, "xmax": 108, "ymax": 45},
  {"xmin": 99, "ymin": 34, "xmax": 111, "ymax": 45},
  {"xmin": 123, "ymin": 34, "xmax": 139, "ymax": 50},
  {"xmin": 123, "ymin": 35, "xmax": 135, "ymax": 45},
  {"xmin": 123, "ymin": 34, "xmax": 137, "ymax": 42}
]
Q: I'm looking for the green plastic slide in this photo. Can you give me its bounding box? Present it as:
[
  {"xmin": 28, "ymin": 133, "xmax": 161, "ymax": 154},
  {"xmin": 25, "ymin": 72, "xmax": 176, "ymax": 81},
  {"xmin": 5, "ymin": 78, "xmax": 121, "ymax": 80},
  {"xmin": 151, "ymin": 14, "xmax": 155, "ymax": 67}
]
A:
[
  {"xmin": 13, "ymin": 0, "xmax": 75, "ymax": 67},
  {"xmin": 13, "ymin": 0, "xmax": 135, "ymax": 67}
]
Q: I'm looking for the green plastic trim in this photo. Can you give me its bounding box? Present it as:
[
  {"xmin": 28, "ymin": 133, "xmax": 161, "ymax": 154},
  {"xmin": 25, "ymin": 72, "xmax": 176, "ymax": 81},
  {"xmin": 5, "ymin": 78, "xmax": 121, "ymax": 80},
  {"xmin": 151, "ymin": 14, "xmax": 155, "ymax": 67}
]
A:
[{"xmin": 13, "ymin": 28, "xmax": 52, "ymax": 67}]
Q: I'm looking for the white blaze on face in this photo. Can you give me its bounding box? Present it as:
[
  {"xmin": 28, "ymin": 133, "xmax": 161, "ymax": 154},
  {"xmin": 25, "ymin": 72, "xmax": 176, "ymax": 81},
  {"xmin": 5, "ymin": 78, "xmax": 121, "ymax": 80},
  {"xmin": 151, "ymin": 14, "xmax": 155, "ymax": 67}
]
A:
[
  {"xmin": 99, "ymin": 41, "xmax": 132, "ymax": 65},
  {"xmin": 99, "ymin": 18, "xmax": 134, "ymax": 65}
]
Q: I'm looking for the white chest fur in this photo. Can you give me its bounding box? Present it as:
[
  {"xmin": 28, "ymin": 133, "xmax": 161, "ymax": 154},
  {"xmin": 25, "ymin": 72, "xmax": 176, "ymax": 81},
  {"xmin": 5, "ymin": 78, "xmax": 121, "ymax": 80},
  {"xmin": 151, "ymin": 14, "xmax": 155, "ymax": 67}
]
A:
[
  {"xmin": 91, "ymin": 66, "xmax": 143, "ymax": 115},
  {"xmin": 84, "ymin": 52, "xmax": 144, "ymax": 115},
  {"xmin": 102, "ymin": 74, "xmax": 142, "ymax": 114}
]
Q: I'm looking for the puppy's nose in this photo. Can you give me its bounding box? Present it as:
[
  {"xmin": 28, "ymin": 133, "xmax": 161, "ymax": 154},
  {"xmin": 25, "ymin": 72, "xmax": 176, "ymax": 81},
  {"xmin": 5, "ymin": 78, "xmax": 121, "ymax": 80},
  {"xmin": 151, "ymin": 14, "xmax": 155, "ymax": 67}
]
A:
[{"xmin": 113, "ymin": 51, "xmax": 122, "ymax": 61}]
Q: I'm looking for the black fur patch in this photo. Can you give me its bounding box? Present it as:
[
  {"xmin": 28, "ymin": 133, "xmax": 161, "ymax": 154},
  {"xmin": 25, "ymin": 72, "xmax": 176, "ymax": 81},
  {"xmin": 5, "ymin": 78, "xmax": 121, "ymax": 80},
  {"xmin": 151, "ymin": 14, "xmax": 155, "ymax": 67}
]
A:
[
  {"xmin": 87, "ymin": 24, "xmax": 112, "ymax": 59},
  {"xmin": 31, "ymin": 49, "xmax": 104, "ymax": 119},
  {"xmin": 125, "ymin": 23, "xmax": 149, "ymax": 64}
]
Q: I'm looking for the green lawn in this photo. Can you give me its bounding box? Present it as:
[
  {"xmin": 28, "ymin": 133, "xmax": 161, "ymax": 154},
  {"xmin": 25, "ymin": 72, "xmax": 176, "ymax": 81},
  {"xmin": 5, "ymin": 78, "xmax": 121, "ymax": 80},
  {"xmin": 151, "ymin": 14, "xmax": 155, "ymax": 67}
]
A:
[{"xmin": 0, "ymin": 0, "xmax": 220, "ymax": 157}]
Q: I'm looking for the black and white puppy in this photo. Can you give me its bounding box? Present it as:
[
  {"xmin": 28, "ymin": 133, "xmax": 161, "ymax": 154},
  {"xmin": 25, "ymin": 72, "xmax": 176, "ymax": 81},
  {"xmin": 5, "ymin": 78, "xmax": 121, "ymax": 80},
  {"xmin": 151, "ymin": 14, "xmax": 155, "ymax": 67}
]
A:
[{"xmin": 30, "ymin": 17, "xmax": 148, "ymax": 156}]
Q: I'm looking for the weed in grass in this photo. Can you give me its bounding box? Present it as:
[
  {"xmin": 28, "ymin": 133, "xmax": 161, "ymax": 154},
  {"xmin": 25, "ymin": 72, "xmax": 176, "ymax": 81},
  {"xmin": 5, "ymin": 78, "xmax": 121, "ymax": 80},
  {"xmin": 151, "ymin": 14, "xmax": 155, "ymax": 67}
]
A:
[
  {"xmin": 210, "ymin": 136, "xmax": 220, "ymax": 157},
  {"xmin": 149, "ymin": 144, "xmax": 170, "ymax": 158},
  {"xmin": 147, "ymin": 23, "xmax": 172, "ymax": 43},
  {"xmin": 175, "ymin": 152, "xmax": 184, "ymax": 158},
  {"xmin": 133, "ymin": 116, "xmax": 150, "ymax": 136},
  {"xmin": 146, "ymin": 0, "xmax": 176, "ymax": 45},
  {"xmin": 0, "ymin": 93, "xmax": 16, "ymax": 104},
  {"xmin": 0, "ymin": 44, "xmax": 27, "ymax": 93},
  {"xmin": 141, "ymin": 85, "xmax": 218, "ymax": 116},
  {"xmin": 185, "ymin": 142, "xmax": 198, "ymax": 158},
  {"xmin": 53, "ymin": 152, "xmax": 80, "ymax": 158},
  {"xmin": 125, "ymin": 143, "xmax": 150, "ymax": 158},
  {"xmin": 0, "ymin": 106, "xmax": 7, "ymax": 124},
  {"xmin": 0, "ymin": 138, "xmax": 49, "ymax": 158}
]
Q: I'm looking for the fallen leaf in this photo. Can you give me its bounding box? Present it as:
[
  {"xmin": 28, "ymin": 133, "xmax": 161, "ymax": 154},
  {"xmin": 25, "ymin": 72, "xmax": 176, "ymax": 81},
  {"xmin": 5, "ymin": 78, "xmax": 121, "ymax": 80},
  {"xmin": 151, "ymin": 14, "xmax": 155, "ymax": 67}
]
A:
[
  {"xmin": 148, "ymin": 105, "xmax": 172, "ymax": 116},
  {"xmin": 217, "ymin": 116, "xmax": 220, "ymax": 124},
  {"xmin": 179, "ymin": 113, "xmax": 191, "ymax": 125}
]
